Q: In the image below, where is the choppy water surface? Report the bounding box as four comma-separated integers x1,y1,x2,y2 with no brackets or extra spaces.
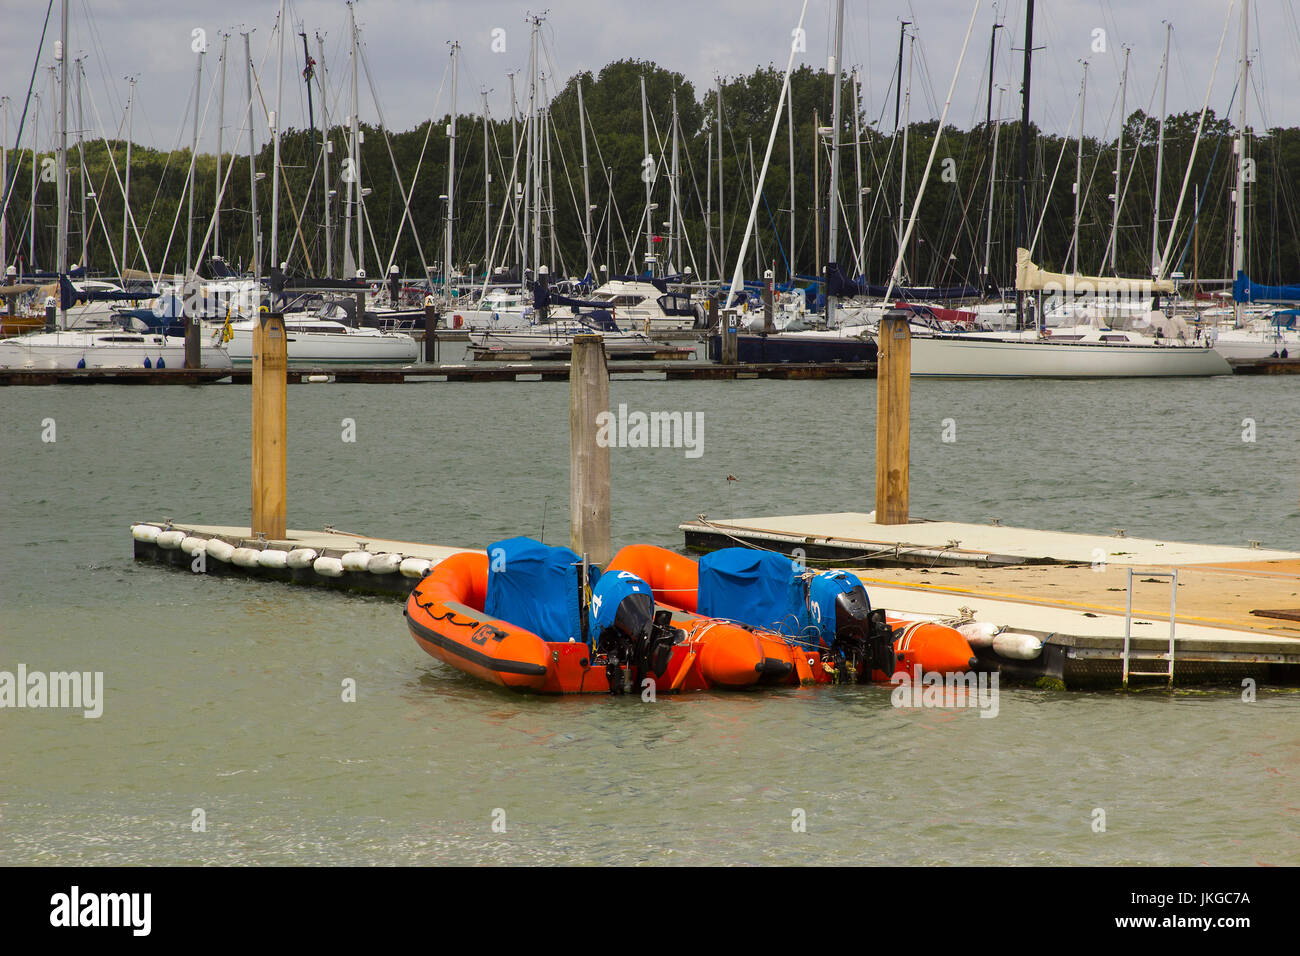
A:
2,374,1298,864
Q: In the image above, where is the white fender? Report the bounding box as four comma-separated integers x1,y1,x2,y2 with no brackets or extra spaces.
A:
132,524,162,543
156,530,186,550
286,548,318,569
957,622,999,649
993,632,1043,660
257,548,290,569
232,547,262,568
368,552,402,575
399,557,433,579
180,536,207,556
205,538,236,563
341,551,372,573
314,556,345,577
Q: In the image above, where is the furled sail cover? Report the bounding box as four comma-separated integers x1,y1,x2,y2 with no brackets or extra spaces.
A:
1015,248,1174,295
697,548,804,633
59,275,146,310
532,284,609,312
1233,271,1300,305
484,537,593,645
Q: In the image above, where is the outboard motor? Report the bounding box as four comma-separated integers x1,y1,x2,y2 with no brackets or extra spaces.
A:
590,571,679,694
809,571,896,683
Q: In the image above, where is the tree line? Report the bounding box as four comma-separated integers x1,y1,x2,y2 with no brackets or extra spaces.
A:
4,58,1298,290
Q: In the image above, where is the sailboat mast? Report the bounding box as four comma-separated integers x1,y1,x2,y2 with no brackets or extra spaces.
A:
1232,0,1248,328
350,8,363,278
1193,183,1199,298
446,40,458,296
1072,61,1086,279
482,90,491,277
507,71,520,275
716,76,724,280
640,75,652,275
813,109,820,277
529,17,541,275
186,49,203,277
670,90,679,274
983,21,1003,287
123,78,133,273
270,0,285,283
896,30,914,273
788,89,796,281
1108,46,1128,274
299,27,317,274
244,30,260,283
983,87,1003,283
545,95,556,270
315,32,331,278
1,96,7,277
826,0,844,328
215,32,227,261
31,88,40,272
1015,0,1035,330
577,77,593,278
853,67,864,279
57,0,68,326
76,57,86,269
1151,21,1170,277
706,130,713,282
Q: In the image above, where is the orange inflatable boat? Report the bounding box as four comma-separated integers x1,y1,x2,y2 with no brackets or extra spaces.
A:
404,544,799,694
606,544,976,684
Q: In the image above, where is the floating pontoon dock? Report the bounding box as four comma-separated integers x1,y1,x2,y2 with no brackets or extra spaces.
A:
2,360,877,386
679,512,1300,687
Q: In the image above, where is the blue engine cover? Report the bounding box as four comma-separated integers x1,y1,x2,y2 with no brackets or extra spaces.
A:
484,536,596,645
806,570,868,646
589,570,653,637
697,548,805,633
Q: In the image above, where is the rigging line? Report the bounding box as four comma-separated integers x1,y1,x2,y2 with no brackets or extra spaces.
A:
883,0,982,302
0,0,55,225
1156,0,1236,281
1028,92,1081,260
357,35,432,278
477,100,528,300
1064,75,1122,273
160,43,265,287
725,0,809,308
580,99,635,275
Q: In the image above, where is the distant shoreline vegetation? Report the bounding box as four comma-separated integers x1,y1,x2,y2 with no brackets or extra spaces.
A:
4,60,1294,288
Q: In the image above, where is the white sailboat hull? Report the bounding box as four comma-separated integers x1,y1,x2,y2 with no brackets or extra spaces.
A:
1210,328,1300,361
908,335,1232,378
222,327,418,365
0,330,233,369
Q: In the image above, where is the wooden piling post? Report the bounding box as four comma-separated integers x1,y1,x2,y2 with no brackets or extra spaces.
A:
184,308,201,368
424,297,438,363
252,309,287,538
570,333,611,566
762,268,774,333
874,313,910,525
720,309,739,365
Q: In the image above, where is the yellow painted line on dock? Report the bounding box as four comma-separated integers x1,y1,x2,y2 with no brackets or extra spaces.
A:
852,573,1292,634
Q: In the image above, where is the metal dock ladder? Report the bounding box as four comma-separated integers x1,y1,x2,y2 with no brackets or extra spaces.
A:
1122,568,1178,687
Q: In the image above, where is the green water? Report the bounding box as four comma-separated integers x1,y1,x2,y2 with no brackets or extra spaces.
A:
2,375,1298,864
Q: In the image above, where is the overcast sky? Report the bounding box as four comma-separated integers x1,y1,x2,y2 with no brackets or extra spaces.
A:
3,1,1296,153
